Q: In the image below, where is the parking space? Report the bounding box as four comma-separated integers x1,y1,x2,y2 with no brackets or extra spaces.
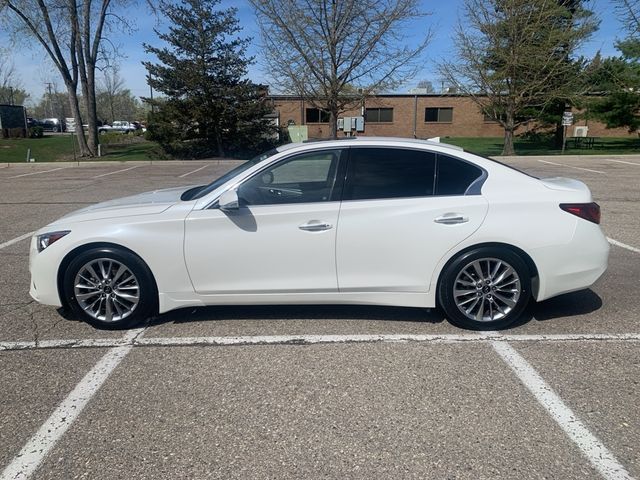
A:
32,344,601,479
1,155,639,479
517,342,640,479
0,349,106,469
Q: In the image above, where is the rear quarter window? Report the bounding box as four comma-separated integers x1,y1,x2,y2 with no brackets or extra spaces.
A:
436,154,484,195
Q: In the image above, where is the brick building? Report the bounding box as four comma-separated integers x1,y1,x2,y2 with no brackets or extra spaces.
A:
269,93,634,140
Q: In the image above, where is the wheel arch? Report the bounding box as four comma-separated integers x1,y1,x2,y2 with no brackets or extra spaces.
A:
56,242,159,312
435,242,540,304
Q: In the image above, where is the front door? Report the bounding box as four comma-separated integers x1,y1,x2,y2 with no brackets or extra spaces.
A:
184,148,345,294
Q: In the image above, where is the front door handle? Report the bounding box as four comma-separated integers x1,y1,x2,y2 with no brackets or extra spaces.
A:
299,220,333,232
434,213,469,225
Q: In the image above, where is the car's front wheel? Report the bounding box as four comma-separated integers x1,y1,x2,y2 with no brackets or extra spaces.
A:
438,247,531,330
63,248,157,329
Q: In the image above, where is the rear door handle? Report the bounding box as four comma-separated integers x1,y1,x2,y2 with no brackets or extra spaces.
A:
434,213,469,225
299,221,333,232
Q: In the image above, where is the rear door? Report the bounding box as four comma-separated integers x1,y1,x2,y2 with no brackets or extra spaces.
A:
336,147,489,293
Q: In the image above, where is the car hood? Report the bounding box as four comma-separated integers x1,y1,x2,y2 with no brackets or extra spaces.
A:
56,185,193,224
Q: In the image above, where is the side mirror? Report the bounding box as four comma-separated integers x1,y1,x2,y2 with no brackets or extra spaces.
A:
218,189,239,211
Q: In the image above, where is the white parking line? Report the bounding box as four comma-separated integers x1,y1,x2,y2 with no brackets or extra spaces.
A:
0,231,35,250
92,165,139,179
2,333,640,351
0,328,145,480
179,165,208,178
8,167,69,179
492,341,633,480
538,160,606,174
608,237,640,254
606,159,640,166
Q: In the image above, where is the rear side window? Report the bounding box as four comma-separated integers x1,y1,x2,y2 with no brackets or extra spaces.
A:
344,148,436,200
436,154,483,195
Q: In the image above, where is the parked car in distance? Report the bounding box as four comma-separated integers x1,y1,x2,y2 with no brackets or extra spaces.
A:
132,121,147,132
27,117,42,128
41,118,64,132
28,137,609,330
98,120,137,134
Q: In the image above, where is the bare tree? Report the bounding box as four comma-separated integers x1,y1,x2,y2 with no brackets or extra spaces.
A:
250,0,430,138
439,0,597,155
98,65,126,123
0,0,135,156
0,50,29,104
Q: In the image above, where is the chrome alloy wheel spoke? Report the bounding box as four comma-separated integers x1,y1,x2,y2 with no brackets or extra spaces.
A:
453,257,521,322
74,258,140,322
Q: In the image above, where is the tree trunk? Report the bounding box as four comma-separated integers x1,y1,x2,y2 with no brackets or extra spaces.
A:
85,67,99,154
215,130,225,158
329,109,338,139
502,127,516,156
65,83,91,157
553,122,564,149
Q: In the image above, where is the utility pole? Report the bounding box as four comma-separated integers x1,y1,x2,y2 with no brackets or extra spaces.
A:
45,82,54,117
147,75,155,114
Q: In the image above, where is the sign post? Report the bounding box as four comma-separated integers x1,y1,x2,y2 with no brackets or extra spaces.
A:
561,112,574,153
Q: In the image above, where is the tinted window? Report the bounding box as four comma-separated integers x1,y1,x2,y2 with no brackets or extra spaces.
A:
365,108,393,122
425,107,453,123
239,149,343,205
424,108,438,122
344,148,436,201
436,154,483,195
306,108,330,123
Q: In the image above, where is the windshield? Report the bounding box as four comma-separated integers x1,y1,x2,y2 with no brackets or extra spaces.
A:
181,148,279,201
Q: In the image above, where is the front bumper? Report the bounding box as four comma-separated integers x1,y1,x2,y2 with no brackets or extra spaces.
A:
28,235,63,308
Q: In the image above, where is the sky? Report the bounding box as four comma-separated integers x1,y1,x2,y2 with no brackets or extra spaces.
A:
0,0,628,106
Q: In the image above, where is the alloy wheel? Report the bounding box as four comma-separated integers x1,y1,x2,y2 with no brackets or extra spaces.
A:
453,257,522,322
73,258,140,322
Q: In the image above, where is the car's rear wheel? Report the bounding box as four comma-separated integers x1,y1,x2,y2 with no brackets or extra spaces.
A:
438,247,531,330
63,248,156,329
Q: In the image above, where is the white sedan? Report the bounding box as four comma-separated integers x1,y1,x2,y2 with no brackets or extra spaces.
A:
29,137,609,330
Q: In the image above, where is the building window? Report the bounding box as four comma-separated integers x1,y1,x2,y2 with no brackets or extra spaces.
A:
425,107,453,123
306,108,330,123
365,108,393,123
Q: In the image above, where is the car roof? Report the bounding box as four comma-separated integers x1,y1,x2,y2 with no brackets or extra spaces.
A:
276,136,464,153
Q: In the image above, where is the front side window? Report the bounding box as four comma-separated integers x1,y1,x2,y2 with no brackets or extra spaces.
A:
425,107,453,123
238,149,344,206
343,148,436,201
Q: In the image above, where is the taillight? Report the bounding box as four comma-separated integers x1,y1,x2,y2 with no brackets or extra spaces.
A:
559,202,601,224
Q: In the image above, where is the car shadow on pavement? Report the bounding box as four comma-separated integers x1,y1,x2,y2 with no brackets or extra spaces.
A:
530,288,603,322
149,304,446,327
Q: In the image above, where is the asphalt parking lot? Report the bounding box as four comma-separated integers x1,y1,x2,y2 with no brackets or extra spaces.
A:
0,155,638,479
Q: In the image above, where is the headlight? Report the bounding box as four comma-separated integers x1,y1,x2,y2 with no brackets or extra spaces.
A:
37,230,71,252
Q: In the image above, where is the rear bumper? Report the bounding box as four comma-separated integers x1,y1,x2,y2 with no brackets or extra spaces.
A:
534,220,609,301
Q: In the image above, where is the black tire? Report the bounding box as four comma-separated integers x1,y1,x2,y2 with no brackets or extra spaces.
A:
63,247,157,329
438,247,531,330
